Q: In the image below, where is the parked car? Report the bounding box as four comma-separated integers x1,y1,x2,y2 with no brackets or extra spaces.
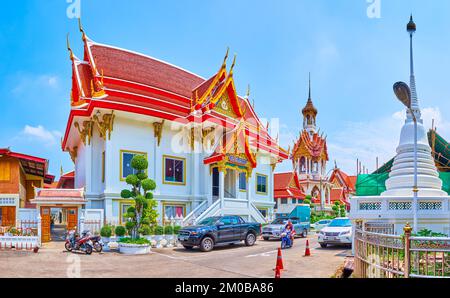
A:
177,216,261,252
311,219,332,231
262,217,309,240
317,217,352,248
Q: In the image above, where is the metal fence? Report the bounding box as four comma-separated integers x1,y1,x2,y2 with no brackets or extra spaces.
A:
354,221,450,278
82,220,102,235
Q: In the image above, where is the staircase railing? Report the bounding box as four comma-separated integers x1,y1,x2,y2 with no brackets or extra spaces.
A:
194,199,221,224
182,201,208,226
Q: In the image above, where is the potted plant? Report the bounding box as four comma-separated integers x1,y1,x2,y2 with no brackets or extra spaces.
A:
100,225,113,251
118,155,158,255
164,225,174,247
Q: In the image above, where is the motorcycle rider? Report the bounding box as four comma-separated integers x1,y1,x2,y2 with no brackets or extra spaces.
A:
285,219,295,243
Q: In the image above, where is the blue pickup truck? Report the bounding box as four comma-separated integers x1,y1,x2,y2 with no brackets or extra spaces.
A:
177,216,262,252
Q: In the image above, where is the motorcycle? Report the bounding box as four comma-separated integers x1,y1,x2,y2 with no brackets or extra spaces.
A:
88,234,104,253
65,229,94,255
281,229,293,249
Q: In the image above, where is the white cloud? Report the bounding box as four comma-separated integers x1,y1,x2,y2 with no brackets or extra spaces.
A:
22,125,62,146
11,74,60,95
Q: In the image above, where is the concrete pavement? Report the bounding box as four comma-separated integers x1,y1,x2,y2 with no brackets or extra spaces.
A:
0,235,351,278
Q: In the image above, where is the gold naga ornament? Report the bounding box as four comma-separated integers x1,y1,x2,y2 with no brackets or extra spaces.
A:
74,120,94,145
152,120,165,146
93,111,115,140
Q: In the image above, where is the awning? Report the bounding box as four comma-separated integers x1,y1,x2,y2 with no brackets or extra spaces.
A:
30,188,86,205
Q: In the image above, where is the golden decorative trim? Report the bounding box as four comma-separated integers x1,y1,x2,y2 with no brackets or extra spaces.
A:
202,127,215,147
153,120,165,146
69,146,78,163
93,111,115,140
74,120,94,145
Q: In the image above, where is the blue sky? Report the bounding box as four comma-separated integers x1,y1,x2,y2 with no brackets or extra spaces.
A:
2,0,450,179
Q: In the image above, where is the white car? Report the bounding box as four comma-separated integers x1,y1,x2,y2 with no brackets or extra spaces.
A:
317,217,352,248
311,219,332,232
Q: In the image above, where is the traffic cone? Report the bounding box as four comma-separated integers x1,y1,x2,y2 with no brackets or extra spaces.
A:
275,248,284,270
304,240,311,256
274,266,281,278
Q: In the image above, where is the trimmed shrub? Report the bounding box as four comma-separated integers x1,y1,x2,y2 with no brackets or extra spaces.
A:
100,225,112,238
115,225,126,237
164,226,174,235
155,226,164,235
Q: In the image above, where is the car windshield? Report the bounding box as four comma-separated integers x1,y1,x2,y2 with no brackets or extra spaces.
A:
271,219,288,225
328,219,352,227
198,217,221,226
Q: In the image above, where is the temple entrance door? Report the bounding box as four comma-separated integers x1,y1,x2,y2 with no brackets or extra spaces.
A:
212,168,219,199
67,208,78,231
41,207,51,243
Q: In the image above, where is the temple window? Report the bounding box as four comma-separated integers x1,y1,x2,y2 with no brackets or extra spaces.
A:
300,157,306,173
120,202,134,224
163,155,186,185
163,203,185,221
292,198,297,204
239,172,247,191
120,150,148,181
258,208,268,218
256,174,268,195
281,198,288,205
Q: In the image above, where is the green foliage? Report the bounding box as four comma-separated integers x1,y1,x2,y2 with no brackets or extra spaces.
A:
120,155,158,240
118,237,151,245
131,155,148,171
155,226,164,235
136,172,148,180
100,225,112,238
115,225,126,237
121,189,132,199
139,225,153,236
303,198,311,205
142,179,157,191
305,195,312,200
414,229,448,238
310,211,335,224
173,226,182,234
126,174,139,186
164,226,174,235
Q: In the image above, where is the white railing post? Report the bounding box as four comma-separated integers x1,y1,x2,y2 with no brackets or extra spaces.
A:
79,215,85,233
37,214,42,247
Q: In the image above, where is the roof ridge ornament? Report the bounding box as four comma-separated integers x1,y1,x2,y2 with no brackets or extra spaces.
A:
229,54,237,75
66,33,74,61
78,18,87,41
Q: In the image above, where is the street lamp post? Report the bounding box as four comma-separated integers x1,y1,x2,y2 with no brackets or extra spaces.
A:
393,81,418,232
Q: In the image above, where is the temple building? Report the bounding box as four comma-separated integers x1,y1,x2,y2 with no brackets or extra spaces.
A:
350,16,450,235
274,76,356,214
52,21,288,229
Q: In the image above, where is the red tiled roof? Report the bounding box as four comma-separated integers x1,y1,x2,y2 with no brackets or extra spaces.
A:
274,172,304,199
0,148,53,182
31,188,86,204
89,44,204,98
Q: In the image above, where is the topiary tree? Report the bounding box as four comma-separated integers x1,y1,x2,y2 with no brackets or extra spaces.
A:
120,155,158,240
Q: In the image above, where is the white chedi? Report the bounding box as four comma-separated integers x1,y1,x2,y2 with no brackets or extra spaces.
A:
382,112,447,197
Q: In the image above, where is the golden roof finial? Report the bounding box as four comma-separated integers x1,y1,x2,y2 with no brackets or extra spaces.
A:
246,84,251,99
78,18,87,41
67,33,74,61
222,47,230,68
60,165,64,177
230,54,237,74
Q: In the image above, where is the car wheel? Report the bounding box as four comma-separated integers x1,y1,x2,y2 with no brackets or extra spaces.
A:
320,243,327,248
245,232,256,246
200,237,214,252
302,229,308,238
183,245,194,250
263,237,270,241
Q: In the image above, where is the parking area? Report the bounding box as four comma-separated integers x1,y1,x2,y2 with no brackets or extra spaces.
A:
0,234,351,278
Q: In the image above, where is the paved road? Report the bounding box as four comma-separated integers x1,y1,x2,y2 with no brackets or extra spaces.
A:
0,234,351,278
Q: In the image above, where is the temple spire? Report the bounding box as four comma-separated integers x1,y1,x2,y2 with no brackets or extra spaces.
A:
407,15,421,120
308,72,311,101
